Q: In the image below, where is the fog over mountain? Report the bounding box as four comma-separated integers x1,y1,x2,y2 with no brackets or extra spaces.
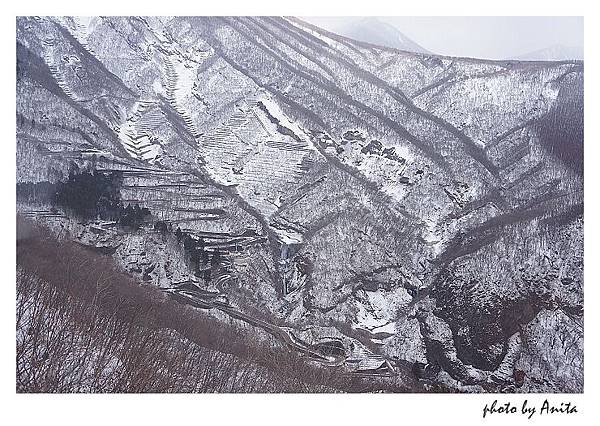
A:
16,16,583,393
303,16,583,61
327,17,430,54
513,44,584,61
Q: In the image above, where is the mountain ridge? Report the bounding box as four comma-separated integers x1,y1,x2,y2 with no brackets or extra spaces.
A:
513,44,583,61
16,16,583,392
327,17,431,54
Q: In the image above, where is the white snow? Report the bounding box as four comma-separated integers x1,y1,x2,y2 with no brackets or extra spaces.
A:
257,94,314,148
117,101,163,163
423,219,443,256
372,322,397,334
152,78,165,96
271,227,304,245
173,60,197,105
283,18,342,51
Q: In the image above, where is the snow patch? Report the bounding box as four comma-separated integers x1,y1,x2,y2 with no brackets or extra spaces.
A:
423,219,443,256
117,100,163,163
272,227,304,245
173,60,198,103
257,94,313,147
372,322,397,334
152,78,165,96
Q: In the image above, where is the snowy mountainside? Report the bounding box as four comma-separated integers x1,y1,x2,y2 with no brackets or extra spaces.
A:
16,16,583,392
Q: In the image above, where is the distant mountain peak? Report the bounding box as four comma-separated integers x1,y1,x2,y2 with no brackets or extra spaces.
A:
332,17,430,54
513,44,583,61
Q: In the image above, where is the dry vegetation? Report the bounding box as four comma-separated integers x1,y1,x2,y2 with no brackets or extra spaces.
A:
16,217,411,393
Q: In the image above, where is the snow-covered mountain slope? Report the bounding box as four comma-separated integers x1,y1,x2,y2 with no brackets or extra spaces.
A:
16,16,583,392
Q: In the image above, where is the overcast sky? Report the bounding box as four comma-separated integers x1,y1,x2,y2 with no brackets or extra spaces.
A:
302,17,583,59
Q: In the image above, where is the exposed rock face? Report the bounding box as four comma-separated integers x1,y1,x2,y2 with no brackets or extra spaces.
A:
16,16,583,392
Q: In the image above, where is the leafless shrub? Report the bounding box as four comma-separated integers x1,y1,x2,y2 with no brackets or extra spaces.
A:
16,217,355,392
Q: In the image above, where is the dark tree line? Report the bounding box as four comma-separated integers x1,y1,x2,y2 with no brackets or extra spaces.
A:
53,167,150,229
